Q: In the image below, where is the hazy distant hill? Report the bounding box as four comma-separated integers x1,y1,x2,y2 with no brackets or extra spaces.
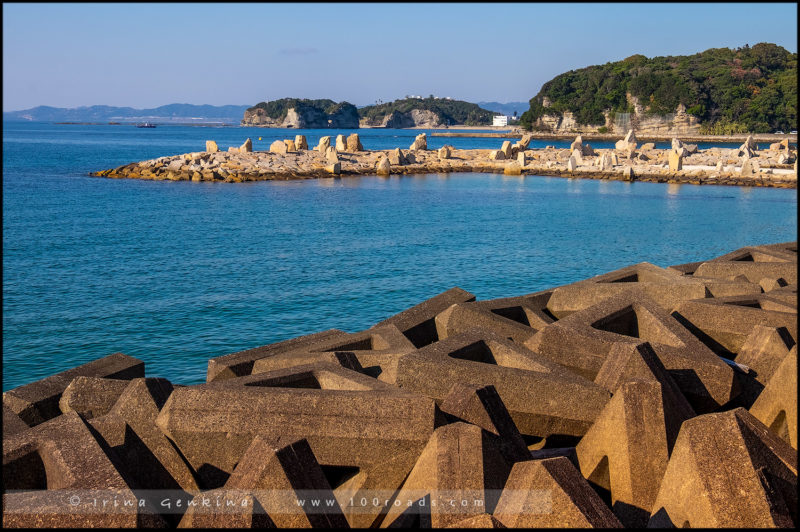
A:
476,101,529,117
3,104,251,124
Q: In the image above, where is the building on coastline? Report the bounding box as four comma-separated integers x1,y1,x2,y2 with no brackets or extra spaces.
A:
493,115,509,127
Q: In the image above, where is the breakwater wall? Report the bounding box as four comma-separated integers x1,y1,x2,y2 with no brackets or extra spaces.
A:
3,240,797,527
433,131,799,143
91,133,798,188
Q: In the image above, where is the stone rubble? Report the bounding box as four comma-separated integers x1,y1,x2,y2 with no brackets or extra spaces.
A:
88,136,798,188
409,133,428,151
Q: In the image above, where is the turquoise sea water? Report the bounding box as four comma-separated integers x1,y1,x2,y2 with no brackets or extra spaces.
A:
2,122,797,390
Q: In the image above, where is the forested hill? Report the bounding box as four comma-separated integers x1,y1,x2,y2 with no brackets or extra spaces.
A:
358,97,497,127
241,99,360,128
520,43,797,134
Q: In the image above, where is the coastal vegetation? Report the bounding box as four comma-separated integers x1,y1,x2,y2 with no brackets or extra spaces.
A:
246,98,357,122
520,43,797,134
358,97,497,126
242,98,360,128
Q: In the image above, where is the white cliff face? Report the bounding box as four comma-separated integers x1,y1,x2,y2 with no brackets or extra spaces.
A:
535,101,701,135
380,111,415,128
409,109,443,128
242,105,358,128
626,93,644,116
362,109,445,128
282,108,303,128
241,108,282,127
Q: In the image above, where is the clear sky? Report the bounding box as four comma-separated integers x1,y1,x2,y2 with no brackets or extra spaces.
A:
3,2,797,111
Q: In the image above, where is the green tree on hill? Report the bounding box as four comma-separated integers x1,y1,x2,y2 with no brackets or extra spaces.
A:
247,98,357,121
519,43,797,133
358,98,496,126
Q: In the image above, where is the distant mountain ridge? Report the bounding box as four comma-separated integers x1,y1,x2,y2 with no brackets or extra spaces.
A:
3,104,251,123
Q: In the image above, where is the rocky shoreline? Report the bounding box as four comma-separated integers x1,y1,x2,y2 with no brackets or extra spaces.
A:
90,132,798,189
433,131,800,143
3,240,797,527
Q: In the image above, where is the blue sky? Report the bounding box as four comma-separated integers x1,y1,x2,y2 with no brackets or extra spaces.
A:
2,2,797,111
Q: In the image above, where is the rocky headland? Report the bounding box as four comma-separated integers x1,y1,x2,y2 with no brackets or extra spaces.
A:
91,132,798,188
241,99,359,128
357,97,497,128
359,109,444,128
3,240,797,527
520,43,797,137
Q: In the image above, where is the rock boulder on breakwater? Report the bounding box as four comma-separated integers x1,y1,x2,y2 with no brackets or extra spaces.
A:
2,241,798,527
89,137,798,188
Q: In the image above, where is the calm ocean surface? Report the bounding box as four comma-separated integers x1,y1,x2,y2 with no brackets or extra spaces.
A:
3,122,797,390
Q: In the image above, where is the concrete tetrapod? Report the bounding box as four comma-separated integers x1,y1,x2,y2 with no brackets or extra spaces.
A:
205,329,350,382
648,407,797,528
526,290,739,413
575,379,694,527
2,352,144,426
749,346,797,449
256,323,418,384
58,376,131,419
545,262,708,318
156,363,436,528
89,377,199,494
493,457,622,528
438,383,531,464
223,436,348,528
371,287,476,348
733,325,796,407
672,294,797,356
177,489,270,528
395,329,611,440
3,411,166,527
693,256,797,284
434,289,556,344
380,422,511,528
3,405,29,437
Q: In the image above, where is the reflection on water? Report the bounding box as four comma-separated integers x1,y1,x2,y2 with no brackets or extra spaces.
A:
566,177,583,194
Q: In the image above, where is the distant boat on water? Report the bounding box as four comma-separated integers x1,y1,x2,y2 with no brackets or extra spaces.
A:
135,122,156,128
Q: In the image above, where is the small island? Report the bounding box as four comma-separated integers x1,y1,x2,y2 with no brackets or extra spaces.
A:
240,96,500,129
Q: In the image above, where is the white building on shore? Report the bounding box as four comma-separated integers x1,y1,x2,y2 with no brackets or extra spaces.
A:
493,115,509,127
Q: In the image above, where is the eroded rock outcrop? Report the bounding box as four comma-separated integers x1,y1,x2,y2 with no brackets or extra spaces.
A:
409,133,427,151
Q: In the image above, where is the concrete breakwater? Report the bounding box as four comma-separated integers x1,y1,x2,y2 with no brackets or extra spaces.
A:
432,131,800,144
90,133,798,188
3,240,797,527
